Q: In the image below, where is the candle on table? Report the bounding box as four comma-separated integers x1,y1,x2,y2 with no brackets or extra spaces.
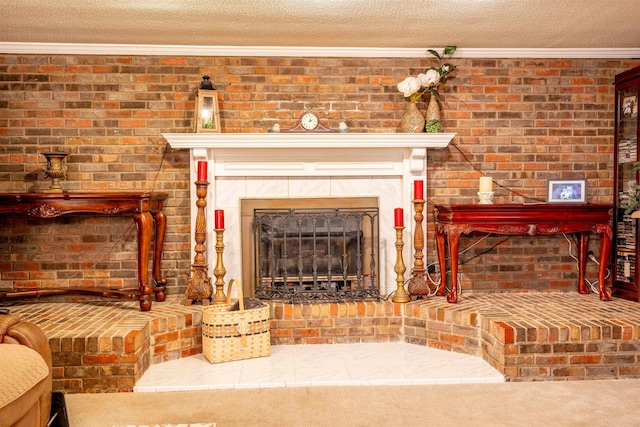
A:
414,180,424,200
214,209,224,229
479,176,493,193
197,161,208,181
394,208,404,227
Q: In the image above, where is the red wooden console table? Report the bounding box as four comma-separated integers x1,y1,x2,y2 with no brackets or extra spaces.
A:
434,204,613,303
0,192,168,311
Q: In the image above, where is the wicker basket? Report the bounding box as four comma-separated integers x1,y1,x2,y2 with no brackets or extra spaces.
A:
202,279,270,364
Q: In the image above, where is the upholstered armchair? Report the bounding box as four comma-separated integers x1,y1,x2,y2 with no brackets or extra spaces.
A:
0,312,53,427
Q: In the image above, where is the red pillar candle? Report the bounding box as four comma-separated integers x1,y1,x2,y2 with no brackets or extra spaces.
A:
414,180,424,200
197,161,208,181
214,209,224,229
394,208,404,227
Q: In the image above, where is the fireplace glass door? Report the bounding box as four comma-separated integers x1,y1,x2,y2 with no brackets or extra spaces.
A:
254,207,379,302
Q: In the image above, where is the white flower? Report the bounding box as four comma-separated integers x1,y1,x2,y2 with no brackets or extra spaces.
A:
418,69,440,88
398,46,457,101
397,76,421,98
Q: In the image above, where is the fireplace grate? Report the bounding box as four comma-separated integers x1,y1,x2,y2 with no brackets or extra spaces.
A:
253,207,379,303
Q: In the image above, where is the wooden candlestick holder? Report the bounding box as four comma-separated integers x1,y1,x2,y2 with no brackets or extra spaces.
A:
407,198,429,299
212,227,227,304
183,180,213,305
392,226,410,303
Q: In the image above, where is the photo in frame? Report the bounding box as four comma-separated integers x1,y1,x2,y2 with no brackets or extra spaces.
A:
547,179,587,203
622,95,637,118
195,89,221,133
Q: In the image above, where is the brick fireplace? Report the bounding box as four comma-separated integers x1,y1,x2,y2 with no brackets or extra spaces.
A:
163,132,454,298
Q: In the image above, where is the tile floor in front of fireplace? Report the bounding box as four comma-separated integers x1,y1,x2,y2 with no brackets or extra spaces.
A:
134,342,504,392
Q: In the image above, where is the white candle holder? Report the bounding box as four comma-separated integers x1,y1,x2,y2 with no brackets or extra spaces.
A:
477,191,494,204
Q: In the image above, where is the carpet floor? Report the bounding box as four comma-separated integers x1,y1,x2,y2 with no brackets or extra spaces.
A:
66,379,640,426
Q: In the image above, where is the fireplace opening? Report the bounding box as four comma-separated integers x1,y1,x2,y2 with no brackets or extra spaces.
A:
240,197,379,302
254,207,379,302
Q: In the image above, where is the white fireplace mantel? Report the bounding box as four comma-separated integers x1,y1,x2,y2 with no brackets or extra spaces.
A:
162,132,454,296
163,132,454,148
163,132,454,176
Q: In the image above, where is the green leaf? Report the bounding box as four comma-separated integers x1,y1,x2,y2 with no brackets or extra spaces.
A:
444,46,457,56
427,49,441,60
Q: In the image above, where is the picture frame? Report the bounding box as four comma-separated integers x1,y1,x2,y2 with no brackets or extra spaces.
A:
622,95,637,118
195,89,221,133
547,179,587,204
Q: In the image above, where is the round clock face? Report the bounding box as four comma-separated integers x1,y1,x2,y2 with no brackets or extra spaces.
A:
300,112,319,130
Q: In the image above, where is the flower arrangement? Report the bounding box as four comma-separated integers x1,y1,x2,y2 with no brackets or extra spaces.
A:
397,46,457,102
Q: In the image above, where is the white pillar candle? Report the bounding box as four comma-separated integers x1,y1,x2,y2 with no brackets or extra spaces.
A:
479,176,493,192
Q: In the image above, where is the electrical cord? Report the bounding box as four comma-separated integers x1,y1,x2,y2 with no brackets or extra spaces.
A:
449,141,546,203
562,233,611,294
422,233,501,297
55,143,170,286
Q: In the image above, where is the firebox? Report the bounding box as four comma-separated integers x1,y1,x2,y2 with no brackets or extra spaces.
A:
241,197,379,302
254,207,379,302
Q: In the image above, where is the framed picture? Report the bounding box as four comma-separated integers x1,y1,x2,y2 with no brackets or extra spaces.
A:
195,89,221,133
622,95,637,118
547,179,587,203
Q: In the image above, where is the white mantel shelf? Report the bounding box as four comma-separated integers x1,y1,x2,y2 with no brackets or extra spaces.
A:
162,132,455,149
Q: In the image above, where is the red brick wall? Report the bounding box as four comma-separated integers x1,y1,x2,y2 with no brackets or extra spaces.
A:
1,54,640,296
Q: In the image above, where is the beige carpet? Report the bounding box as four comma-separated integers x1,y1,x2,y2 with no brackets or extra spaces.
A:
66,380,640,426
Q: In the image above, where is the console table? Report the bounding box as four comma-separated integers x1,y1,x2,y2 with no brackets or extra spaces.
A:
0,192,168,311
434,204,613,303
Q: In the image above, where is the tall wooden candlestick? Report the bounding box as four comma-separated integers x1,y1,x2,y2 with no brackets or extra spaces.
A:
407,198,429,299
183,180,213,305
392,226,410,303
212,227,228,304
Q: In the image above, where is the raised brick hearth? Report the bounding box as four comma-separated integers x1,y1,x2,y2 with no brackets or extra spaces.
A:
3,292,640,392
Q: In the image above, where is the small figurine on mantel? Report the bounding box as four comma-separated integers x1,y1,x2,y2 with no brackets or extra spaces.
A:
338,122,351,133
267,123,280,133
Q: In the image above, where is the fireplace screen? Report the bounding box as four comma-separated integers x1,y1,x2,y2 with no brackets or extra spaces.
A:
253,207,379,302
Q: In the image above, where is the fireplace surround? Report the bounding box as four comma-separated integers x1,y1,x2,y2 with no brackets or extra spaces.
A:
163,132,454,298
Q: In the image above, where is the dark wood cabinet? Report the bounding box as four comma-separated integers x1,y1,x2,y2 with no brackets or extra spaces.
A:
613,66,640,301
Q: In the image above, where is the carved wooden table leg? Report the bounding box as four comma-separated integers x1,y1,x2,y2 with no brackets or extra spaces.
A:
577,232,589,294
152,209,167,302
435,224,447,297
597,224,613,301
134,211,154,311
446,226,463,304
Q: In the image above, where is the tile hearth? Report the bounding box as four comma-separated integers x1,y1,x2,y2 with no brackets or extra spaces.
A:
134,342,504,392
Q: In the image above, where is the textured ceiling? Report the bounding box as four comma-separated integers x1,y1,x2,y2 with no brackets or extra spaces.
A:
2,0,639,49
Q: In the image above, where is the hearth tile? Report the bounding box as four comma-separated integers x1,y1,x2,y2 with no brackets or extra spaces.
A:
134,385,157,392
386,379,413,385
285,381,312,387
239,363,295,384
208,383,238,390
258,382,286,388
347,364,405,381
333,380,364,386
436,378,463,385
155,385,183,392
235,383,260,389
181,384,211,391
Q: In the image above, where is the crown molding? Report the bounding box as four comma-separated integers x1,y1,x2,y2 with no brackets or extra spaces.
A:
1,42,639,58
